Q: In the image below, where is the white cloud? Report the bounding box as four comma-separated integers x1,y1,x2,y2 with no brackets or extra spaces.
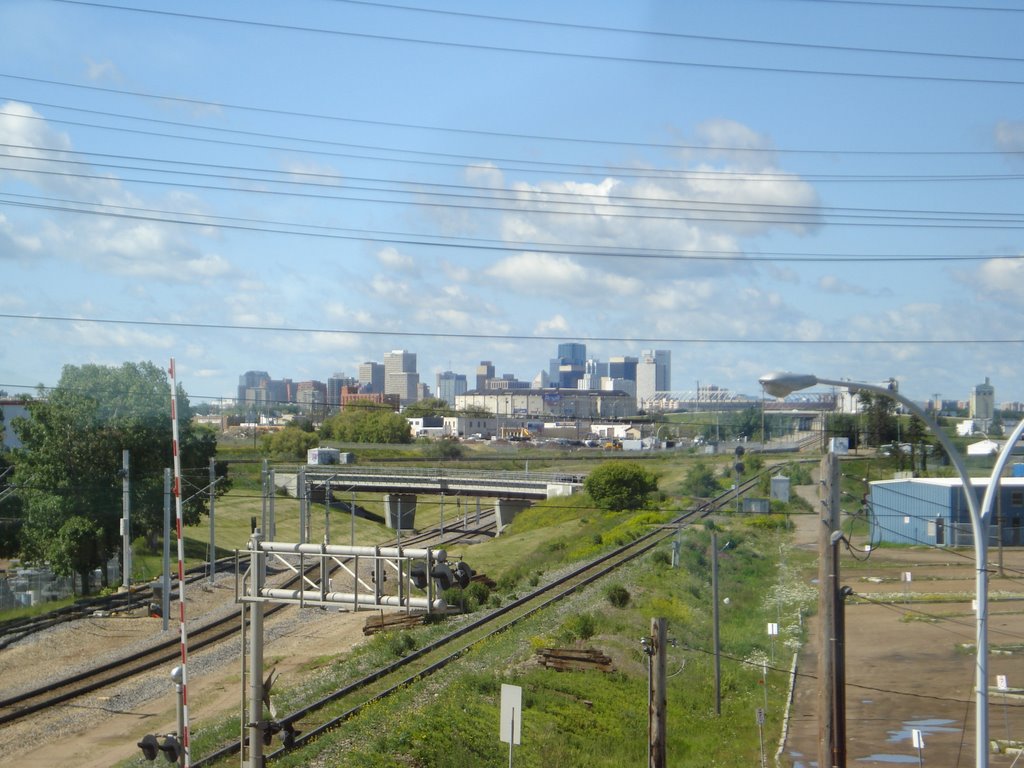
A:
84,58,121,82
534,314,569,335
818,275,870,295
376,246,417,273
486,251,642,298
995,121,1024,152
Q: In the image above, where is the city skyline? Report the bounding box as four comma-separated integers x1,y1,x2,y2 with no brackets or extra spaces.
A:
2,4,1023,406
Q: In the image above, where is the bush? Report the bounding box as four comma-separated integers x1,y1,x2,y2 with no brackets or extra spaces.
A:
584,461,658,511
604,584,631,608
561,611,597,642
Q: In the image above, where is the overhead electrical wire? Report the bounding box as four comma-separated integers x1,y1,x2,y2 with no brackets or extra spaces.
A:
3,312,1024,346
5,190,1022,263
40,1,1024,87
5,165,1024,230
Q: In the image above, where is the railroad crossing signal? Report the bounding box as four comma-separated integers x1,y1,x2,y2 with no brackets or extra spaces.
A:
137,733,182,762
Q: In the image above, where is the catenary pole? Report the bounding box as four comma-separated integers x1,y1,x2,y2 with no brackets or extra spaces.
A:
169,358,191,766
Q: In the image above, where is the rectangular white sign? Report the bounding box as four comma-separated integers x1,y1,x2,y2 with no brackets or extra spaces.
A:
997,675,1009,691
500,684,522,746
767,622,779,637
912,729,924,749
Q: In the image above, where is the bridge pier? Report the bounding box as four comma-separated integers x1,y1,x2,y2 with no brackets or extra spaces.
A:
495,498,531,534
384,493,417,531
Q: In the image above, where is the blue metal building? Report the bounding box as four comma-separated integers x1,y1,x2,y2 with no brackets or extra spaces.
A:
869,477,1024,547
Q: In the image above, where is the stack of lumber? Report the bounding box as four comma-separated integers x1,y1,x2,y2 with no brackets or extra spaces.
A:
362,611,426,635
535,647,614,672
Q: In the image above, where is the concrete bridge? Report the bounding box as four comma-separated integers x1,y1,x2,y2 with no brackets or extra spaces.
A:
275,465,585,533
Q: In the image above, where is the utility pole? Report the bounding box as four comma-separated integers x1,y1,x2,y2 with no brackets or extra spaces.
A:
208,457,216,584
818,451,844,768
247,530,266,768
648,617,668,768
121,449,131,592
711,533,722,716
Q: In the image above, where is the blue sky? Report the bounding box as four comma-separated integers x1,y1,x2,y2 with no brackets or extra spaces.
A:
2,0,1024,407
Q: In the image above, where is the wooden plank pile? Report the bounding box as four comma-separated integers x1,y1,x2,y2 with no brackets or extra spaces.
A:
362,611,426,636
535,647,614,673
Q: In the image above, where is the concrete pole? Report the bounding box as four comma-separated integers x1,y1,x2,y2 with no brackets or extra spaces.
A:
163,468,171,632
298,467,308,545
818,452,842,768
208,457,216,584
711,532,721,716
121,449,131,591
649,617,668,768
247,531,265,767
268,469,276,541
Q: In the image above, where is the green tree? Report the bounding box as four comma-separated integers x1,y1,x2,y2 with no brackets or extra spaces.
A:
681,462,721,498
11,362,226,592
261,427,320,458
320,405,412,443
584,461,658,511
858,391,898,447
402,398,452,418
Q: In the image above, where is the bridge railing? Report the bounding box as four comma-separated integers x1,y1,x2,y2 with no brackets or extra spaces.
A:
295,465,585,486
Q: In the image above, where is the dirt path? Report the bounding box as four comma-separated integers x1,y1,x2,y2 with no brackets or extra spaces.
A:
783,483,1024,767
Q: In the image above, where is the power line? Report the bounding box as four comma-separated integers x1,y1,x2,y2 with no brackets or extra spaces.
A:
5,95,1020,162
4,312,1024,346
6,190,1021,264
40,1,1024,87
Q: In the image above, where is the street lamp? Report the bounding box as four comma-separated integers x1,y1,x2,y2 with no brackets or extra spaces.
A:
758,371,1019,768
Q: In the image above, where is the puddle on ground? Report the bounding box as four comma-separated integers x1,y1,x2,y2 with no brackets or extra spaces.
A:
853,718,958,764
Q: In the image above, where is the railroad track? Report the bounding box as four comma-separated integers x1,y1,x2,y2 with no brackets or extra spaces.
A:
192,488,744,767
0,558,235,650
0,514,497,727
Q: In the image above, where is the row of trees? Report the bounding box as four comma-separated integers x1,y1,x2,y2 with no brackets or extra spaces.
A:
1,362,228,594
260,397,493,457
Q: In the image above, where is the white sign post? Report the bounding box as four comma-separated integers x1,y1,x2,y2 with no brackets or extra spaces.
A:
767,622,779,663
997,674,1011,742
912,728,924,767
500,683,522,768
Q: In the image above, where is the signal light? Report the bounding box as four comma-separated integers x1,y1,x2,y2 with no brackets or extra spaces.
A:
410,560,429,589
453,561,474,589
137,733,182,762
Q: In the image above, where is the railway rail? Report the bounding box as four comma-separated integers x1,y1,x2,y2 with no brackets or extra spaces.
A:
0,513,497,728
193,482,753,766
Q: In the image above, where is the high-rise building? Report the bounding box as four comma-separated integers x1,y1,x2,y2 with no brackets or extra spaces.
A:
327,372,358,407
637,350,670,404
384,350,419,405
971,377,995,421
476,361,495,391
436,371,467,405
357,361,385,393
549,342,586,388
608,356,638,382
237,370,270,405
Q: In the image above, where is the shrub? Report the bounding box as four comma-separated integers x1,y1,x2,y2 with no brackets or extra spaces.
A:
604,584,631,608
561,611,597,642
584,461,658,511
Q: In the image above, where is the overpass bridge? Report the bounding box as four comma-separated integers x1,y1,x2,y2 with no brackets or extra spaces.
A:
275,465,585,534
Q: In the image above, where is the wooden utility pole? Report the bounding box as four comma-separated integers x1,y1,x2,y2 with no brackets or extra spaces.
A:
818,451,844,767
649,617,667,768
711,533,722,716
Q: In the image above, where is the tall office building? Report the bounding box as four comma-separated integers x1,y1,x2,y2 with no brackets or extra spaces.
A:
436,371,468,405
637,350,671,403
384,350,419,405
550,342,587,388
357,361,385,393
476,361,495,391
608,356,638,383
327,372,358,407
